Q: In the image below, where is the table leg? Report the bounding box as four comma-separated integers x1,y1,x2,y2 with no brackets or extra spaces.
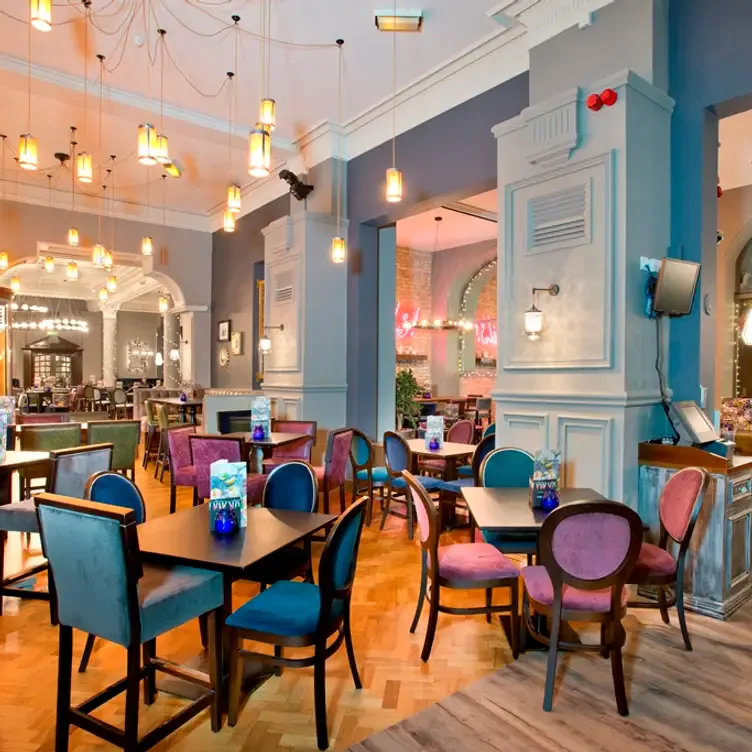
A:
440,457,458,530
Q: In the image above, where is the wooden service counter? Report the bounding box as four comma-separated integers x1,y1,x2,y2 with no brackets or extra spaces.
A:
639,443,752,620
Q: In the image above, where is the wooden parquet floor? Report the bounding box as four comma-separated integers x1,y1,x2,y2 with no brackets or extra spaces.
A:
3,459,751,751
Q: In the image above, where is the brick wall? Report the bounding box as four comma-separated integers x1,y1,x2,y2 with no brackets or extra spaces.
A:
396,246,433,386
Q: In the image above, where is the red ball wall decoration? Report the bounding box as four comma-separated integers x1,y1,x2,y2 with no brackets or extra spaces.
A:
586,93,603,112
601,88,618,107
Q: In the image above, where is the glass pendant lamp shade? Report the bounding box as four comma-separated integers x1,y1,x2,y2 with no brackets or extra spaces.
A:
259,98,276,131
155,351,164,367
92,243,105,267
30,0,52,31
66,261,78,280
10,277,20,294
248,124,271,178
98,287,108,303
18,135,38,171
104,250,113,270
156,133,170,165
524,305,544,341
0,252,8,270
385,167,403,202
158,295,169,313
227,185,242,213
331,236,346,264
106,275,117,293
169,348,180,362
141,236,153,256
137,124,159,165
76,152,93,183
68,227,79,247
223,209,236,233
44,256,54,273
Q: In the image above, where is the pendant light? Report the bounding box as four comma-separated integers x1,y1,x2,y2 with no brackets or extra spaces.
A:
248,124,271,178
67,262,78,280
138,124,158,165
226,65,241,212
155,29,170,165
158,294,169,313
385,0,402,202
67,126,79,246
109,153,117,267
98,286,108,303
104,249,113,271
227,184,241,213
10,277,20,294
94,56,107,267
77,6,93,184
93,242,105,267
0,252,8,271
223,208,236,232
259,0,276,130
19,21,38,171
106,275,117,293
331,40,346,263
142,235,153,256
30,0,52,31
44,256,54,273
0,145,7,268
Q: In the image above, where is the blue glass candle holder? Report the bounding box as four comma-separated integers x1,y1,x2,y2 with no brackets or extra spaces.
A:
252,424,266,441
179,392,187,402
541,488,559,513
429,437,440,451
214,507,237,535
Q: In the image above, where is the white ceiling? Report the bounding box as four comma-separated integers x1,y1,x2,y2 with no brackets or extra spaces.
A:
396,188,497,251
0,0,505,217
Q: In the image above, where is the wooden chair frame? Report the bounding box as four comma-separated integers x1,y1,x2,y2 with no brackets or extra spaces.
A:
627,467,710,650
34,493,222,751
379,431,422,540
404,471,520,662
349,428,380,525
227,498,367,750
523,500,643,715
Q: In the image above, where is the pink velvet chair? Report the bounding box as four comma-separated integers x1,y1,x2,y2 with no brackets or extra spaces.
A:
262,420,317,472
404,470,520,663
418,419,475,476
167,426,198,513
189,435,266,505
522,501,642,715
313,428,354,514
16,413,66,425
628,466,709,650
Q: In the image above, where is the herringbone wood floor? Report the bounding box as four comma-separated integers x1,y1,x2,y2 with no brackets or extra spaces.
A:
0,457,516,751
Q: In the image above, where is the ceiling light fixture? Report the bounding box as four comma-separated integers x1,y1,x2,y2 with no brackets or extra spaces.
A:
0,252,8,271
94,54,106,266
223,208,236,232
385,0,403,202
226,20,242,214
10,277,20,294
155,29,170,165
77,4,94,183
259,1,276,131
374,9,423,32
163,160,182,178
248,123,271,177
142,236,153,256
92,242,105,267
138,123,158,166
68,126,79,246
30,0,52,31
158,294,169,313
331,39,346,264
19,21,38,171
44,256,54,273
98,286,108,303
106,275,117,293
67,261,78,280
109,153,117,266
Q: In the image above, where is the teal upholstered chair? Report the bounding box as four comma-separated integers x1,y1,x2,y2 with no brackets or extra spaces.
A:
350,429,388,525
244,461,319,589
19,423,83,498
77,471,147,673
34,493,224,750
0,444,112,615
482,422,496,440
227,498,367,750
86,420,141,480
479,447,537,562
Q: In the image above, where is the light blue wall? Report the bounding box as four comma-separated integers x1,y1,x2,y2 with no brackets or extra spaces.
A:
669,0,752,405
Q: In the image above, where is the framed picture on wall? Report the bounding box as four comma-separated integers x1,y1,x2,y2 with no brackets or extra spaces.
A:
231,331,243,355
218,320,231,342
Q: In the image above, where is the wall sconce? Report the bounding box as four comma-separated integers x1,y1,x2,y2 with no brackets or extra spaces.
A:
524,284,560,341
259,324,284,354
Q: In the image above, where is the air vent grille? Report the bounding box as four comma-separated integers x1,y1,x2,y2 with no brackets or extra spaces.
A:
530,185,587,248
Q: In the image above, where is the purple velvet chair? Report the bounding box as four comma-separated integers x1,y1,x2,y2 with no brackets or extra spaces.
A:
262,420,317,472
167,426,198,514
189,435,267,505
313,428,354,514
521,500,643,715
418,419,475,476
404,470,520,663
628,466,709,650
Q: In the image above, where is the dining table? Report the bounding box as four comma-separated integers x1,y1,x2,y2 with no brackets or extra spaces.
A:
461,485,604,652
224,431,311,473
138,503,335,704
148,396,204,424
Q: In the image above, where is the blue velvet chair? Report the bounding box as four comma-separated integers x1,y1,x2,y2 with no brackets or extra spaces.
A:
483,422,496,439
479,447,537,561
244,461,319,588
0,444,113,615
226,498,367,750
34,493,225,750
77,471,147,673
349,428,388,525
379,431,443,541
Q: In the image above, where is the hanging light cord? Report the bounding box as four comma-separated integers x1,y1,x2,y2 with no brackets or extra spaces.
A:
259,0,265,100
98,54,105,243
266,0,271,99
336,39,343,235
159,29,166,132
391,0,397,169
111,154,116,250
83,1,89,144
70,130,75,216
27,12,32,133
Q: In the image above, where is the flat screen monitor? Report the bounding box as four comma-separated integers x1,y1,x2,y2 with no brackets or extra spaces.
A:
671,401,719,445
653,258,700,317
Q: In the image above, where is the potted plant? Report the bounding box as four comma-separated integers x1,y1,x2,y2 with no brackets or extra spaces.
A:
395,369,422,436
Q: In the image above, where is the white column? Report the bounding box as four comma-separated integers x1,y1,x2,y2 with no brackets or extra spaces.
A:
162,302,180,387
101,308,118,386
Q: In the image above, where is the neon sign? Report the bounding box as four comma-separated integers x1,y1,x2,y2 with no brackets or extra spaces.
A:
395,302,420,339
475,320,497,347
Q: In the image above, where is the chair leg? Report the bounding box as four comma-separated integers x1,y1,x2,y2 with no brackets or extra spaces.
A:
78,633,97,673
199,614,208,649
227,629,242,728
657,585,671,625
379,483,393,530
124,643,141,750
153,436,162,479
207,610,222,732
485,588,492,624
366,476,374,525
0,532,5,617
142,639,157,705
600,622,610,659
141,428,151,468
508,581,519,660
274,644,283,676
420,582,440,663
322,479,330,515
55,625,73,752
409,553,427,634
407,490,414,541
543,602,562,712
192,488,199,507
313,647,329,751
170,485,177,515
159,451,168,483
339,484,346,514
676,567,692,651
610,620,629,716
344,602,362,689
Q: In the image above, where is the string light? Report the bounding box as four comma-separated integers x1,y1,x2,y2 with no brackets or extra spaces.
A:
457,258,498,375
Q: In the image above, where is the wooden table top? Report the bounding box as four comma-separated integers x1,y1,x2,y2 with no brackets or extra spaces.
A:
224,431,310,448
461,486,603,531
407,439,475,458
138,504,335,576
0,450,50,473
147,397,204,408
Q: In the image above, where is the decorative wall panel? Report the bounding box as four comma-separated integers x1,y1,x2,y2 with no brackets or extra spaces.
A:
556,414,612,496
265,254,301,372
499,411,550,451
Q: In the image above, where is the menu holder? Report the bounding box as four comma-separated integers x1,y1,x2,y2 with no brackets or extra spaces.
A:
250,396,271,439
425,415,444,451
529,449,561,509
210,459,248,527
